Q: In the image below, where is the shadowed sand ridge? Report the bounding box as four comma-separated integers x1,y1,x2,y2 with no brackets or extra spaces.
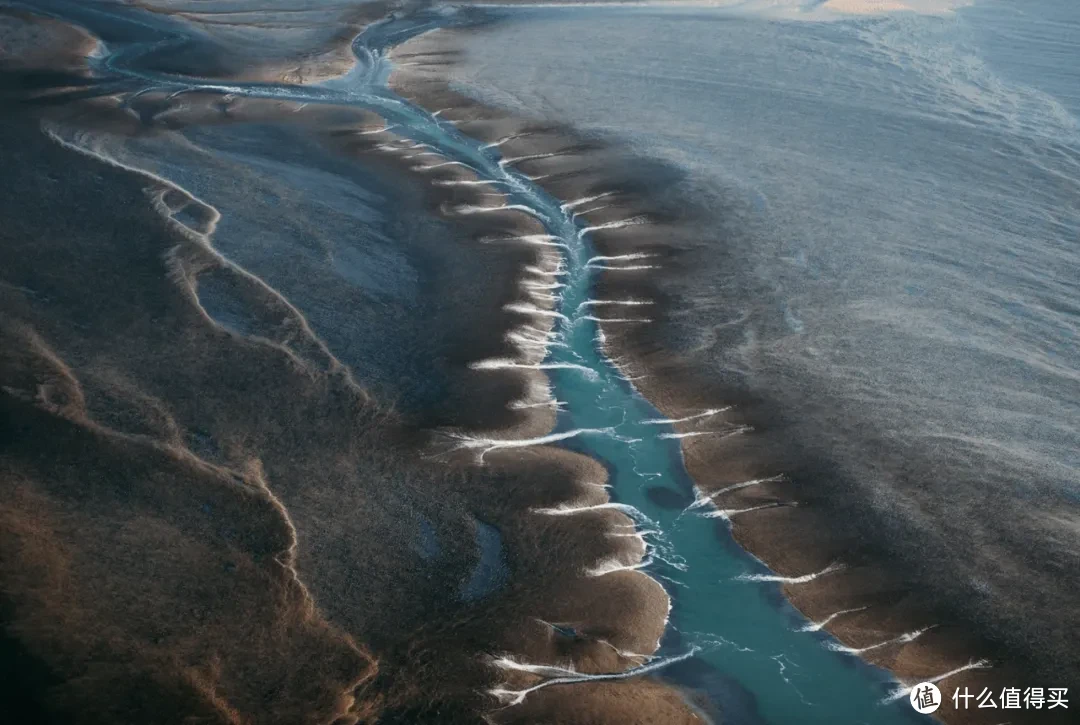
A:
12,2,1075,724
385,15,1079,725
0,5,694,724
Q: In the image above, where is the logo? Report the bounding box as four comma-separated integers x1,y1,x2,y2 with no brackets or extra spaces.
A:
910,682,941,714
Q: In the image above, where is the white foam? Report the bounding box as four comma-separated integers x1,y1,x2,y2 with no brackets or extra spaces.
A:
487,647,699,707
706,502,794,519
524,264,565,277
737,562,844,584
581,315,652,323
509,398,567,411
827,626,932,655
507,331,565,351
882,659,993,704
586,264,658,272
414,160,475,172
469,358,599,379
659,425,752,440
587,254,652,266
586,553,653,577
579,216,649,235
561,192,615,212
642,407,731,425
687,476,786,511
576,204,613,216
354,123,395,136
504,302,569,320
433,178,505,187
797,606,870,633
453,203,544,219
578,298,654,309
480,133,523,150
449,427,614,460
532,501,648,519
491,656,581,678
499,151,566,167
521,281,566,290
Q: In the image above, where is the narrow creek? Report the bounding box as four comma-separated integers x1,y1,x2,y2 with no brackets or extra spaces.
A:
51,2,941,722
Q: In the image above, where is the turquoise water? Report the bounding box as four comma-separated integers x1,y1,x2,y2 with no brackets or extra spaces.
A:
349,11,932,724
46,2,954,721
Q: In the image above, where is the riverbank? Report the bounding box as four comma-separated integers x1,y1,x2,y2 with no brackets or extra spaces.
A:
0,4,698,723
4,2,1076,723
387,13,1077,724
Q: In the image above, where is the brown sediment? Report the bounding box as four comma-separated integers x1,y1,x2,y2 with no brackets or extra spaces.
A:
497,679,705,725
0,10,99,71
0,7,685,724
387,21,1078,725
127,0,394,84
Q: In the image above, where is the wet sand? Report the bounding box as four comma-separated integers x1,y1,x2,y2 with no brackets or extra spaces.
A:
388,20,1078,725
5,2,1075,724
0,5,689,724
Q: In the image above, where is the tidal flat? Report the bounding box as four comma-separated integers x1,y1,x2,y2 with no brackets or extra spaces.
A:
2,2,1078,724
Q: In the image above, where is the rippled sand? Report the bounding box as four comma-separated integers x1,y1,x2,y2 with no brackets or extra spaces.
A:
0,4,688,723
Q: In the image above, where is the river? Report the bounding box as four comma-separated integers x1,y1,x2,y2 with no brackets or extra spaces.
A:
24,1,952,722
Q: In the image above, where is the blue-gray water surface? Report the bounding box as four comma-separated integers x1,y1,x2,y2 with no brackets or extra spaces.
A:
437,0,1080,695
16,1,1078,722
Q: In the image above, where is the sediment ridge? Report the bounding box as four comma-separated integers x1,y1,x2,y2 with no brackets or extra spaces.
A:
387,15,1078,725
4,2,1075,724
0,4,694,724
